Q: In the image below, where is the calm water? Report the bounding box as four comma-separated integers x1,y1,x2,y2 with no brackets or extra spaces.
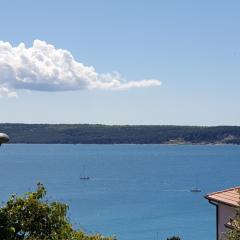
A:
0,144,240,240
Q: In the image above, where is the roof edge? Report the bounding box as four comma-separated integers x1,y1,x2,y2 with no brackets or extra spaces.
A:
205,186,240,208
205,196,239,207
205,186,240,198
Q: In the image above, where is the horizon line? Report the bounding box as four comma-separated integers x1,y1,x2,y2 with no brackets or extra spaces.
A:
0,123,240,127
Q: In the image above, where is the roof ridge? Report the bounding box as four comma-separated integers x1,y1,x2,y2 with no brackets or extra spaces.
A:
205,186,240,207
205,186,240,197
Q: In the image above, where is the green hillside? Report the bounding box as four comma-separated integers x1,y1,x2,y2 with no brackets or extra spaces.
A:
1,124,240,144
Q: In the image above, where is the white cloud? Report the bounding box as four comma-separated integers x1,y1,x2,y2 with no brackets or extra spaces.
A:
0,86,17,98
0,40,161,97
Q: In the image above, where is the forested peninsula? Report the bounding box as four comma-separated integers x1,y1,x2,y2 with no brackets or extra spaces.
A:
1,123,240,144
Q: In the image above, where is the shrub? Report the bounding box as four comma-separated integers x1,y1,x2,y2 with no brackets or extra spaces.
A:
0,183,115,240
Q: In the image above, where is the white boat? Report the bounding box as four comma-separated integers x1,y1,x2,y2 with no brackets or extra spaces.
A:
190,187,202,193
80,166,90,180
190,177,201,192
80,176,90,180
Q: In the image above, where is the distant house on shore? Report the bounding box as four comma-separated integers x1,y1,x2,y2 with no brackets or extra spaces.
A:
205,186,240,240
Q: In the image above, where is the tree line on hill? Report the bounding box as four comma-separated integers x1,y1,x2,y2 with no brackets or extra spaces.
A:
1,123,240,144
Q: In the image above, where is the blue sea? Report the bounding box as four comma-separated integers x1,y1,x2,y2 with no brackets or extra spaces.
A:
0,144,240,240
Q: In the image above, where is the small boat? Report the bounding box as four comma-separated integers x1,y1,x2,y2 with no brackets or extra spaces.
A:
190,187,202,193
190,176,201,192
80,176,90,180
80,166,90,180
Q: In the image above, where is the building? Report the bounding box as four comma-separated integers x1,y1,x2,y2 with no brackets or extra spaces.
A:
205,186,240,240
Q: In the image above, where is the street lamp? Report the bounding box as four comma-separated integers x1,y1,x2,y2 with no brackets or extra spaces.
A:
0,133,10,146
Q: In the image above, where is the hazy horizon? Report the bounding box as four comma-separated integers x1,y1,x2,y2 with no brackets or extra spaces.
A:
1,122,240,127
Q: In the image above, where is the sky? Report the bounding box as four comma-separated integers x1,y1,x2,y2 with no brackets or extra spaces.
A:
0,0,240,125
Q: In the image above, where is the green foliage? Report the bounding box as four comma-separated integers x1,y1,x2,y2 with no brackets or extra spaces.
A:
2,123,240,144
0,183,115,240
227,190,240,240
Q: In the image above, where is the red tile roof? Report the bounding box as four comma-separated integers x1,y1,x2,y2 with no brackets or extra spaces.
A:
205,186,240,207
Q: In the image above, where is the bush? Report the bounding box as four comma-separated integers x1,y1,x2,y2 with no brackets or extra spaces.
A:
227,190,240,240
0,183,115,240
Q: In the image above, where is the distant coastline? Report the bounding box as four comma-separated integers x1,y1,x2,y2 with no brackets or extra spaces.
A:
1,123,240,145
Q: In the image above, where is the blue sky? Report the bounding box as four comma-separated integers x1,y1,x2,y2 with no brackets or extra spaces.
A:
0,0,240,125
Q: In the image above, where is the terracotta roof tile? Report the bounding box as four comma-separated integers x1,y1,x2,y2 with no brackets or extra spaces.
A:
205,186,240,207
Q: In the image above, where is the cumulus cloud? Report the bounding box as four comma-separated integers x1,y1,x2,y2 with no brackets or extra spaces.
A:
0,86,17,98
0,40,161,97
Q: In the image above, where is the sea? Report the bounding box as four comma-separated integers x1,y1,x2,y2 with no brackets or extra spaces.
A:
0,144,240,240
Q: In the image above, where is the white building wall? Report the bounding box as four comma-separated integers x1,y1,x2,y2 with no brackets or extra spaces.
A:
218,203,236,240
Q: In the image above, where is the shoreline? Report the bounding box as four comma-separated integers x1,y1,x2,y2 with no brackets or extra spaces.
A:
5,142,240,146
